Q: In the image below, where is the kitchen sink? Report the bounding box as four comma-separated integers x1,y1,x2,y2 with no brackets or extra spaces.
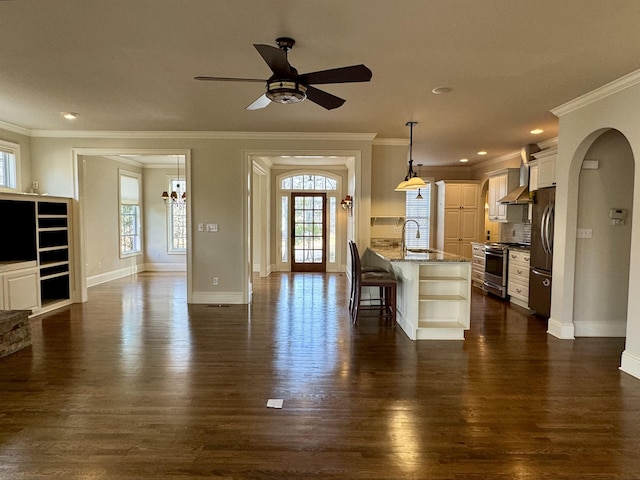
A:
406,248,434,254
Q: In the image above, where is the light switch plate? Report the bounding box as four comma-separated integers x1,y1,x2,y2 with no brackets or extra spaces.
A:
577,228,593,239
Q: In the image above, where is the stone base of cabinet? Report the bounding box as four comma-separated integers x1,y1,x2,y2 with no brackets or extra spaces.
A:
0,310,32,358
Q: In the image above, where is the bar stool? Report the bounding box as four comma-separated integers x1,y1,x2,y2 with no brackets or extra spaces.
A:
348,241,388,313
349,242,397,325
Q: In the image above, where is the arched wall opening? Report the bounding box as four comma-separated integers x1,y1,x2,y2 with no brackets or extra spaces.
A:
572,129,634,337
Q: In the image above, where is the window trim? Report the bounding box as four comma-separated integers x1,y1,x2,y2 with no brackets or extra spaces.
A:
0,140,21,192
405,177,434,249
118,169,142,258
166,175,187,255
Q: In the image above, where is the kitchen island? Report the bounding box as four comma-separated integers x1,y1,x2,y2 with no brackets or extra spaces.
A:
363,247,472,340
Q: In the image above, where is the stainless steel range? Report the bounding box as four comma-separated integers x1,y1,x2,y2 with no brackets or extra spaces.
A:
484,243,508,298
483,242,530,298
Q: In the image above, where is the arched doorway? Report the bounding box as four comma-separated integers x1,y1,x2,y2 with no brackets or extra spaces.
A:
573,129,634,336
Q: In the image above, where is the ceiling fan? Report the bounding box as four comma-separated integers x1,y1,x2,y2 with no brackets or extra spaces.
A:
194,37,372,110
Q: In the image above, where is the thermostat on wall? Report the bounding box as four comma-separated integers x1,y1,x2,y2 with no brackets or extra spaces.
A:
609,208,627,226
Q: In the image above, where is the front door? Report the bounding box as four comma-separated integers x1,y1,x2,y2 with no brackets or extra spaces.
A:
290,192,326,272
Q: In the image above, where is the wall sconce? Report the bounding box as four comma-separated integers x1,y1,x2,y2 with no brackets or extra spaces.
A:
341,195,353,216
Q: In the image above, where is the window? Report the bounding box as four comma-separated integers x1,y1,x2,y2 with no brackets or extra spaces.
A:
168,178,186,253
0,140,19,191
119,171,141,256
405,182,431,249
281,174,337,191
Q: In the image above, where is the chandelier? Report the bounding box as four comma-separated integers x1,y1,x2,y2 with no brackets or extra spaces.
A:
161,157,186,206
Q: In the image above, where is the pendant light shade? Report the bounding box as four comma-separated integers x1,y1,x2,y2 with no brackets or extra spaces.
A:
395,121,426,191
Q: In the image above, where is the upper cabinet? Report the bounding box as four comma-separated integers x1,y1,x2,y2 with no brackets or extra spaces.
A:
487,168,521,222
529,148,557,191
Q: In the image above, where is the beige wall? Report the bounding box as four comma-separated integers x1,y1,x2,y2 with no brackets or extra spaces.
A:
82,156,144,279
573,130,633,336
29,134,373,304
551,77,640,380
142,166,187,269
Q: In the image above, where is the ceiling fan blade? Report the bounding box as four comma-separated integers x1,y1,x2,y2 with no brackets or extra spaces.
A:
246,94,271,110
301,64,372,85
194,76,265,83
305,86,346,110
253,44,292,77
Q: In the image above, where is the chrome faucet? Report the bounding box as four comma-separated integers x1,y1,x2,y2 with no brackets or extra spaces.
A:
401,219,421,255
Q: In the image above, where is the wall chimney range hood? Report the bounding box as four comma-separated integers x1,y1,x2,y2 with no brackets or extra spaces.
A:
499,144,541,204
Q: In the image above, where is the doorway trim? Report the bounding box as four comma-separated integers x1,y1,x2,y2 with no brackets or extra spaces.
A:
243,149,362,287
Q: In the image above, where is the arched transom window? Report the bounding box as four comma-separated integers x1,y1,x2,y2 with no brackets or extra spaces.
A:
281,174,337,191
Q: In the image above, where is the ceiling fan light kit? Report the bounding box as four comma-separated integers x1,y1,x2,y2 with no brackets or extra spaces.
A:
266,80,307,104
195,37,372,110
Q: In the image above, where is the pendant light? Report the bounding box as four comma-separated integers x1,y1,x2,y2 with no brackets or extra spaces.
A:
395,121,426,191
161,157,186,206
415,164,424,199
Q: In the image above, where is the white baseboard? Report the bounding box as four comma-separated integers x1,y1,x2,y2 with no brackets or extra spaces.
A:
620,350,640,380
87,265,142,287
574,321,627,337
143,262,186,272
191,291,246,304
547,316,575,339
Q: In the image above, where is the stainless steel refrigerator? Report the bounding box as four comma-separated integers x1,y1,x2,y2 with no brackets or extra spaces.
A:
529,187,555,317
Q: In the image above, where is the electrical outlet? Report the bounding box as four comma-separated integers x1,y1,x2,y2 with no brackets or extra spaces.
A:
213,277,219,286
32,181,39,190
198,223,204,232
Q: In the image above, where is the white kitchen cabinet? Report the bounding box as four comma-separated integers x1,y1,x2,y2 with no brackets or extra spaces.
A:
471,242,486,288
507,248,530,309
529,161,539,191
2,267,40,312
436,181,479,259
530,148,556,190
487,168,522,222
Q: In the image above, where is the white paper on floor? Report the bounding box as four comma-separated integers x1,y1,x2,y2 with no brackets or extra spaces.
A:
266,398,283,409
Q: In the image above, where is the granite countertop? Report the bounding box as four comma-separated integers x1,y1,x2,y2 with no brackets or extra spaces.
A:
369,246,471,263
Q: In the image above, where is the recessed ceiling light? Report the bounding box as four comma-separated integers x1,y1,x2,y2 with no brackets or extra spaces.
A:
431,86,452,95
530,128,544,135
459,158,469,163
61,112,79,120
477,151,487,156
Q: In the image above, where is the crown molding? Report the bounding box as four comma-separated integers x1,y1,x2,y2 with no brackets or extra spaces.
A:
538,136,559,150
0,120,32,136
372,138,409,146
552,69,640,117
30,129,378,141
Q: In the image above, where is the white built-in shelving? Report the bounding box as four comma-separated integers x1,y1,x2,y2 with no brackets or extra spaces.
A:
415,263,471,339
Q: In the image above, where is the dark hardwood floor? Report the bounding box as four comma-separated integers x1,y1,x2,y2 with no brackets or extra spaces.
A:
1,272,640,479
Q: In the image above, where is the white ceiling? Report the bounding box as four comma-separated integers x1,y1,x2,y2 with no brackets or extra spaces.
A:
2,0,640,166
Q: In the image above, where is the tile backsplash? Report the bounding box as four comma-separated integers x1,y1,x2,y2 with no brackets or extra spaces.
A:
500,222,531,244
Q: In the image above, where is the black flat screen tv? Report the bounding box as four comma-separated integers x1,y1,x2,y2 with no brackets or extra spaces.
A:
0,199,37,263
